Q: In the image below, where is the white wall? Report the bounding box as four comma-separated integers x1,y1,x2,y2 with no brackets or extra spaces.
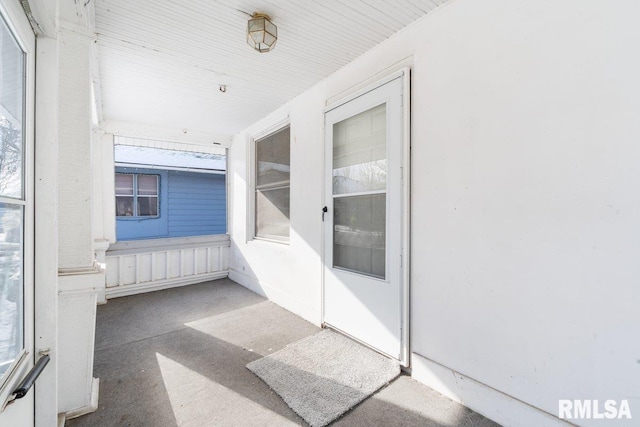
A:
410,1,640,425
229,84,326,324
228,0,640,425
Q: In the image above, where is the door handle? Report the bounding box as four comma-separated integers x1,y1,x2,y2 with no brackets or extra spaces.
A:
11,354,50,400
322,206,328,221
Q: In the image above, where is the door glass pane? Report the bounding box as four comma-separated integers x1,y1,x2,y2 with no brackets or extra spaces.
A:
333,194,385,279
333,104,386,195
0,18,24,199
137,175,158,196
0,203,23,381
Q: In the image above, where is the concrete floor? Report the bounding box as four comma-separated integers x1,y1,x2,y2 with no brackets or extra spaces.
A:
67,279,499,427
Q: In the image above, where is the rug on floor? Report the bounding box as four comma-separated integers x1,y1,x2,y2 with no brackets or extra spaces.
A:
246,329,400,427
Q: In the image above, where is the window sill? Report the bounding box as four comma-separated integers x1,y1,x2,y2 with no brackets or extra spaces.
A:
248,236,290,247
116,216,160,221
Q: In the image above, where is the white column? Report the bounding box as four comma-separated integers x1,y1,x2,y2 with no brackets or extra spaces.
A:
57,22,94,271
92,132,115,304
56,0,102,418
94,132,116,243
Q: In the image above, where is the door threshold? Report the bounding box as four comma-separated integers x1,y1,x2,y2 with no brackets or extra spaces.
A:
322,323,406,367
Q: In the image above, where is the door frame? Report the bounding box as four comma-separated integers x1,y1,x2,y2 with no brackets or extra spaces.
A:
0,0,36,415
321,68,411,366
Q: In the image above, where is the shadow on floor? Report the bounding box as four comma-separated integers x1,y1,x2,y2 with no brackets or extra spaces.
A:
66,279,499,427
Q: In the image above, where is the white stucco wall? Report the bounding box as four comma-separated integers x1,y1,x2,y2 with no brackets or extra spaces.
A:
229,0,640,425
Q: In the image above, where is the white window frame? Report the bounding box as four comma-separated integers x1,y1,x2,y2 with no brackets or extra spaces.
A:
248,118,291,244
115,173,159,218
0,0,35,411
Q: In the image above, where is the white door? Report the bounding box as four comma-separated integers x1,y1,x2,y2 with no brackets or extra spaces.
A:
0,1,36,425
323,72,408,363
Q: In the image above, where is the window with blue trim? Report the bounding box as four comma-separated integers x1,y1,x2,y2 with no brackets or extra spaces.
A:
115,173,159,217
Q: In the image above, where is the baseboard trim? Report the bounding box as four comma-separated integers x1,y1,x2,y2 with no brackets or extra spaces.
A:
411,353,571,427
105,271,229,299
64,377,99,421
229,268,321,325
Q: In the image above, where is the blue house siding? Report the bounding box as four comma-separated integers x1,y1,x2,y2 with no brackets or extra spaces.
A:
167,171,227,237
115,167,226,241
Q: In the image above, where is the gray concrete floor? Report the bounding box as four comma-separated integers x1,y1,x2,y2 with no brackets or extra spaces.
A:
67,279,499,427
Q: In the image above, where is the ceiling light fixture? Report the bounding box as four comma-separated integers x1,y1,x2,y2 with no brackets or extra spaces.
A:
247,13,277,53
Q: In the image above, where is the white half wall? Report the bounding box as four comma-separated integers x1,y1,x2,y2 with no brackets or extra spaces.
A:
105,234,230,298
228,0,640,425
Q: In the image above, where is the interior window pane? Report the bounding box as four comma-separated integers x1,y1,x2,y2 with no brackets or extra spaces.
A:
0,203,23,381
115,174,134,196
333,104,386,195
137,175,158,196
256,127,290,188
333,194,385,279
0,19,24,199
115,196,134,216
137,197,158,216
256,187,290,241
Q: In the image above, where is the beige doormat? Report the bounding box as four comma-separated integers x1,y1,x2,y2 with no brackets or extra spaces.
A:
246,329,400,427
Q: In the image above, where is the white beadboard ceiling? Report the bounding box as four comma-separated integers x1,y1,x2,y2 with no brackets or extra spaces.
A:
95,0,448,140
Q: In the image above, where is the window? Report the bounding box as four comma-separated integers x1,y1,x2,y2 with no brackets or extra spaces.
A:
115,173,159,217
254,126,290,242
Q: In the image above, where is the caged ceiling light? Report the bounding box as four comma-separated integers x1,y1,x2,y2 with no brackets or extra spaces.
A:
247,13,277,53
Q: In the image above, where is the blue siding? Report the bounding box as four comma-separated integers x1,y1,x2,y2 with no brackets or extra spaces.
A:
167,171,227,237
115,167,226,241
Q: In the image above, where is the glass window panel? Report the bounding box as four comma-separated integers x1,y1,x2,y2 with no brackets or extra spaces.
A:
137,175,158,196
255,187,289,241
115,196,134,216
115,174,133,196
0,18,24,199
333,194,385,279
333,104,386,195
0,203,23,381
137,197,158,217
256,127,290,188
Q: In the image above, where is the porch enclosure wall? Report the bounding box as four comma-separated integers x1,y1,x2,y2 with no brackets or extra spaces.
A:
228,1,640,426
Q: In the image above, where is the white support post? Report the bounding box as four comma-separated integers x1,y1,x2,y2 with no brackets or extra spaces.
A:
56,0,102,418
